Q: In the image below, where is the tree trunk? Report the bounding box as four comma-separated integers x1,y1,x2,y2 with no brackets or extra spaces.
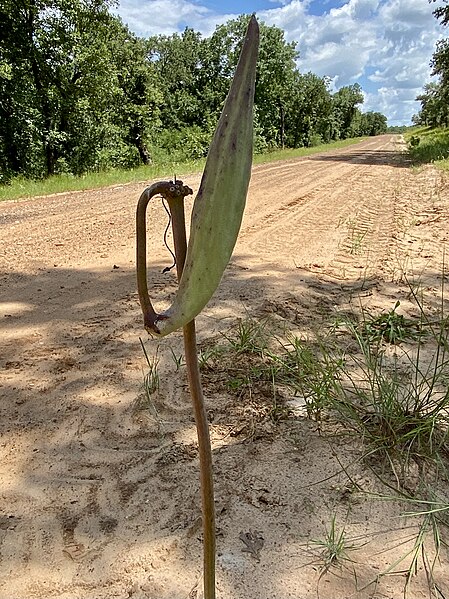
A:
136,139,152,165
279,99,285,149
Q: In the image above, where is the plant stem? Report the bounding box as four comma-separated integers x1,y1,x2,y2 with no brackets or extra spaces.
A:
136,180,216,597
167,194,216,599
183,320,216,598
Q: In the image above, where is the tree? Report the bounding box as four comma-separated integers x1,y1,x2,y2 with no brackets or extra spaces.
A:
286,72,332,147
0,0,162,179
0,0,115,177
430,40,449,127
147,27,204,130
252,19,298,147
147,15,300,151
200,15,299,148
359,111,388,136
432,0,449,27
0,7,386,181
330,84,364,140
415,82,447,127
414,0,449,128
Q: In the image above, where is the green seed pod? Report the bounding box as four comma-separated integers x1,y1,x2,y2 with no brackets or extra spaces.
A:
153,16,259,337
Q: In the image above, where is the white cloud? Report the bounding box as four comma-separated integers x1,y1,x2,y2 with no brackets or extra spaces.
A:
115,0,446,125
113,0,231,37
259,0,444,124
364,86,421,123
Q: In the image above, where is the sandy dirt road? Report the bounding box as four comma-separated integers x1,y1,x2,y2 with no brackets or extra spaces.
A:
1,135,449,598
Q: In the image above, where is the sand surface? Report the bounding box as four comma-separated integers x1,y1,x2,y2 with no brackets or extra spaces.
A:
1,135,448,598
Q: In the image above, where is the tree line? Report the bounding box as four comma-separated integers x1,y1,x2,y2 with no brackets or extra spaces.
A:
0,0,388,183
414,0,449,128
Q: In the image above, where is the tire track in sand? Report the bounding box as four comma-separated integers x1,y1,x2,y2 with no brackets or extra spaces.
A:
237,136,405,280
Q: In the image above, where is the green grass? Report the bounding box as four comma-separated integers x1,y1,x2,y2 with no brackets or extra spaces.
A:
338,316,449,478
0,157,205,202
220,315,271,356
198,282,449,480
405,127,449,171
358,301,423,345
399,497,447,593
205,304,448,594
252,137,367,166
0,137,367,202
135,338,160,413
311,514,354,574
273,334,345,424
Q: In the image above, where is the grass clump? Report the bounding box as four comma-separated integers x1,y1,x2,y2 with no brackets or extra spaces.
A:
221,316,272,356
339,319,449,479
135,338,160,415
335,280,449,480
311,515,354,573
401,496,448,584
198,285,449,485
273,335,345,424
358,301,423,344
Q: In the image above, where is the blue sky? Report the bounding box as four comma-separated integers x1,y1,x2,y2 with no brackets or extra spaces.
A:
113,0,447,126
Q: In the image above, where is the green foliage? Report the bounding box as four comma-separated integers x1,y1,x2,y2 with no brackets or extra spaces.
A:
414,2,449,128
415,83,449,129
330,84,364,140
285,72,333,147
339,315,449,475
275,335,344,422
0,137,365,202
359,301,423,345
308,133,324,147
388,125,413,133
311,515,354,573
0,154,205,201
252,18,298,147
221,316,271,356
155,125,212,161
200,284,449,481
433,0,449,27
358,111,388,136
406,127,449,167
138,338,160,406
0,0,160,179
0,4,387,184
147,27,205,130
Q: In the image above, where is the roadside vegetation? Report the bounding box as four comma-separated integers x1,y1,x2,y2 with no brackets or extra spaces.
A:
411,1,449,172
406,127,449,172
0,1,387,191
0,137,366,202
142,272,449,594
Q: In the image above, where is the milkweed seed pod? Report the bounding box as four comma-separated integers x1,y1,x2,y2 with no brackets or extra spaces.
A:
148,16,259,337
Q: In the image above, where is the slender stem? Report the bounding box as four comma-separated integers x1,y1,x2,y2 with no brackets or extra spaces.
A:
167,195,216,599
136,180,216,597
183,320,216,599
